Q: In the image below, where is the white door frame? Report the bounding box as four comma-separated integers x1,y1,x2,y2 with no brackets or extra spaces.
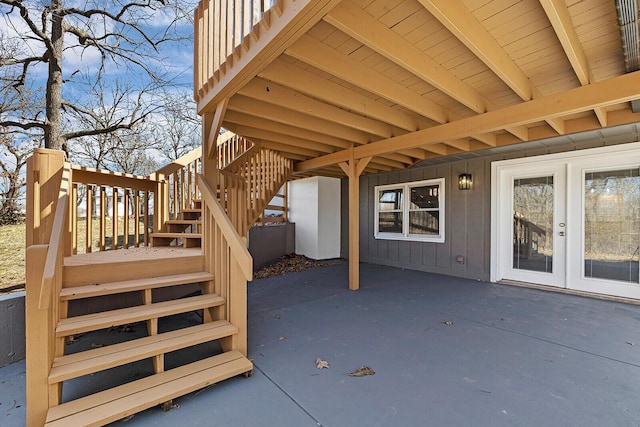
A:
491,142,640,298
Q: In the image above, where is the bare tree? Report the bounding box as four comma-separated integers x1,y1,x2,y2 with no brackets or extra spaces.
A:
0,0,195,151
154,90,201,161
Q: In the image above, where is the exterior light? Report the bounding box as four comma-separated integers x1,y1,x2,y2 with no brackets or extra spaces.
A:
458,173,472,190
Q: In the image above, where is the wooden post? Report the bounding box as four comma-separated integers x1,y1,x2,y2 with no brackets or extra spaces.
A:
25,148,66,426
26,148,66,248
339,149,372,291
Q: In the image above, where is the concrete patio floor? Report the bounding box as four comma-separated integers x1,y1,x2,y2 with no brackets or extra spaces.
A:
2,262,640,426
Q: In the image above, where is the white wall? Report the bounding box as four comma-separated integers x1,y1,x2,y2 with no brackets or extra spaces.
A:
288,176,341,259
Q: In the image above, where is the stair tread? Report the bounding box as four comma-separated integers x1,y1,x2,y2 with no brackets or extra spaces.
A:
50,320,237,384
60,271,214,301
165,219,201,224
56,294,224,337
45,350,252,426
151,232,202,238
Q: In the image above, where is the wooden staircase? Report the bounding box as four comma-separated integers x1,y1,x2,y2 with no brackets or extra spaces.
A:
151,199,203,248
25,133,292,426
39,247,252,426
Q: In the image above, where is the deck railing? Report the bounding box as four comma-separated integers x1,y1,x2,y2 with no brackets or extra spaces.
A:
69,166,156,253
199,173,252,355
194,0,280,97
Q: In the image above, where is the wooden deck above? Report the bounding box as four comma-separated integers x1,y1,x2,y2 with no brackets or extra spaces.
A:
194,0,640,177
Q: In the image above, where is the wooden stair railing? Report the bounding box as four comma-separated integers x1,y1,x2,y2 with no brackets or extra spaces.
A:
224,145,294,230
26,149,254,426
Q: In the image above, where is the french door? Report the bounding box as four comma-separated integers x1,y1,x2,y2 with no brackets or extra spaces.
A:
492,144,640,299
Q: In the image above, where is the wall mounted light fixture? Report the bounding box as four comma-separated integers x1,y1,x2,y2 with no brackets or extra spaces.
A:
458,173,472,190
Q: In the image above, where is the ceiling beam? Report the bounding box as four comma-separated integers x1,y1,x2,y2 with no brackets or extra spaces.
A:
260,58,422,132
539,0,608,126
286,34,449,123
238,77,395,138
324,0,487,114
228,94,374,144
417,0,565,134
223,109,353,149
295,71,640,171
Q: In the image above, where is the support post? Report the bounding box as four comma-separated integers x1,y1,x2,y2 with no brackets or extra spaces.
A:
338,149,371,290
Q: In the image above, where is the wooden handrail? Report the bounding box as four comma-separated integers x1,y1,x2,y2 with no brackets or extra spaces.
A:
154,146,203,177
39,165,71,310
72,166,157,192
198,173,252,281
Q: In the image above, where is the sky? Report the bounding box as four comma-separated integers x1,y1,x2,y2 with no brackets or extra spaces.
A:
0,0,201,204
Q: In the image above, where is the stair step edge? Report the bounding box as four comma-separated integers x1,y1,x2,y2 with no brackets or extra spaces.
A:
50,320,238,384
60,271,214,301
56,294,224,337
45,350,252,426
151,233,202,238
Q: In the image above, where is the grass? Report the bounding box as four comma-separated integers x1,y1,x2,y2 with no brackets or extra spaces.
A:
0,217,151,294
0,223,26,293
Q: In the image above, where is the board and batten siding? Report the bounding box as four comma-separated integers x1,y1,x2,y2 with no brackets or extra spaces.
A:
342,157,492,281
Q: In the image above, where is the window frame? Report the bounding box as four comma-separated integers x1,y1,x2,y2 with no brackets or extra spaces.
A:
374,178,445,243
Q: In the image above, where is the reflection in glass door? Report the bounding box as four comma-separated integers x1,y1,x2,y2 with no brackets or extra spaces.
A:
513,176,554,273
584,169,640,283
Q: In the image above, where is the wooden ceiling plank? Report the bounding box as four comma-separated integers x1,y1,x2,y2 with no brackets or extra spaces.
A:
325,0,487,114
260,58,420,132
286,34,450,123
223,122,338,153
417,0,565,134
417,0,533,101
539,0,590,86
228,94,373,144
238,77,395,138
223,109,353,150
539,0,610,127
295,71,640,171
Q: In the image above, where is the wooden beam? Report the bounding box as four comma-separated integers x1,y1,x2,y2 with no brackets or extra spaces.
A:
238,77,395,138
286,34,449,123
223,109,353,149
206,99,228,159
294,71,640,172
539,0,608,126
325,0,487,114
228,94,373,144
418,0,565,133
197,0,343,112
260,58,421,131
340,148,368,291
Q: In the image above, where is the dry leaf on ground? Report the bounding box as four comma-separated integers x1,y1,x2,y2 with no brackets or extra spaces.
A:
316,358,329,369
254,254,341,279
349,366,376,377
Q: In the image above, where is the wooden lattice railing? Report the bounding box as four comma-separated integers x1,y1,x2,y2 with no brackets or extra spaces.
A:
225,145,294,228
69,166,157,253
194,0,281,99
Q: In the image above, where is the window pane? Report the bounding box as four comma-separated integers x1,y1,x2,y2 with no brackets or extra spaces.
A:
513,176,554,273
378,188,403,211
378,212,403,233
584,168,640,283
410,185,439,209
409,211,439,235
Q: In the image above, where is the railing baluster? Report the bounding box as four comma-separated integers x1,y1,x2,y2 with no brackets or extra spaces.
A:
100,186,106,251
112,187,118,250
86,185,93,253
72,183,78,255
124,188,130,249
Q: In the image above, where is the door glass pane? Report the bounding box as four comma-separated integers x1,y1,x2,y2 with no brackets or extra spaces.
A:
584,169,640,283
513,176,554,273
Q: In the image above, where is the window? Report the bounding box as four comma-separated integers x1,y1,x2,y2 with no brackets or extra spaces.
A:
374,179,445,242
